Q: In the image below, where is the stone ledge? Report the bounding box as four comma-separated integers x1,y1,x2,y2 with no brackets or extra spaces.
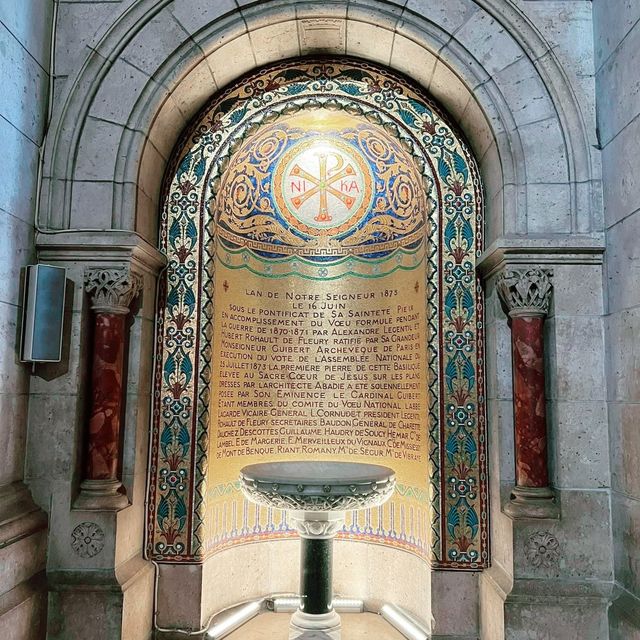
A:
0,482,48,550
0,571,47,618
478,233,606,279
481,562,615,605
609,586,640,629
480,564,513,601
0,571,47,638
507,577,615,604
36,229,167,276
48,554,154,593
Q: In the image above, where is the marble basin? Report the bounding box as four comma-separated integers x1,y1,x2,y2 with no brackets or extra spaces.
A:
239,461,396,512
239,461,396,640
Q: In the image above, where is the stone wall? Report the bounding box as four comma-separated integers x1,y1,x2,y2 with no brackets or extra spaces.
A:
0,0,627,638
594,2,640,637
0,0,52,636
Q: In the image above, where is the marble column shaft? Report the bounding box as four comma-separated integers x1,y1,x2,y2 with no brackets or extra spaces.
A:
79,267,142,508
511,314,548,488
496,268,557,518
87,311,126,481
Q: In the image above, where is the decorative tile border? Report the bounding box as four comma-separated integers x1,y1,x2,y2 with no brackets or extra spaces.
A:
147,58,487,569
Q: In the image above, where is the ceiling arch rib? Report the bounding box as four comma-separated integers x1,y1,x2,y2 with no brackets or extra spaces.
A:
40,0,597,242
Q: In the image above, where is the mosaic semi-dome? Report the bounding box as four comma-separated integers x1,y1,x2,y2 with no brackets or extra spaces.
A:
154,59,486,570
214,110,431,261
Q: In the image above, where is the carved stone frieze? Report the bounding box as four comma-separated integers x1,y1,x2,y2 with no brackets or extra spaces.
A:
496,267,553,317
239,479,395,513
84,267,143,314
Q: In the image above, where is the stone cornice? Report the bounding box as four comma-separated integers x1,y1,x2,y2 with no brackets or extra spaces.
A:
477,234,605,280
0,482,48,550
36,229,167,276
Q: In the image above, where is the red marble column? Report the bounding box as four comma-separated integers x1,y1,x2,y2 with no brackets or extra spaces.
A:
86,312,126,481
78,268,142,510
497,268,558,519
511,314,548,489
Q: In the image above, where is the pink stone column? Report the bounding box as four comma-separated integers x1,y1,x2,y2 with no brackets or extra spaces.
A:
77,268,142,510
496,268,558,519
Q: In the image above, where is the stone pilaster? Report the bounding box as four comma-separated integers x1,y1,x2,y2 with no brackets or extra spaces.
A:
33,230,165,640
496,267,558,519
477,237,612,640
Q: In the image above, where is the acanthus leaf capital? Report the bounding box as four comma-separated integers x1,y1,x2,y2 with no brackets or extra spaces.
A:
496,267,553,317
84,267,142,314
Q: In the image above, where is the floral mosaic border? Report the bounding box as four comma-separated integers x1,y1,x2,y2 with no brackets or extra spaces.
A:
147,58,488,569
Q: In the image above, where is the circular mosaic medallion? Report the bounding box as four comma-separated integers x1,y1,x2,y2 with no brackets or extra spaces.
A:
274,138,373,237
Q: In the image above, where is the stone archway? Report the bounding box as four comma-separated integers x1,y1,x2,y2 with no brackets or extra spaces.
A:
148,56,486,632
40,0,598,241
33,2,606,639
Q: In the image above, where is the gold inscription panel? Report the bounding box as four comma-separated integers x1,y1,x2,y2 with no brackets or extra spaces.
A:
207,250,431,554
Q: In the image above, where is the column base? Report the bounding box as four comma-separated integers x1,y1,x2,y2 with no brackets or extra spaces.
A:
290,609,341,640
504,486,559,520
75,479,129,510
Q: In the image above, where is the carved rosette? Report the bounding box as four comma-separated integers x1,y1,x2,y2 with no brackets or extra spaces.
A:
71,521,105,558
496,268,553,318
525,531,560,568
84,267,143,314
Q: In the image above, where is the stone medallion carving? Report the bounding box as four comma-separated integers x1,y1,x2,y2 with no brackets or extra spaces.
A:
71,522,105,558
525,531,560,568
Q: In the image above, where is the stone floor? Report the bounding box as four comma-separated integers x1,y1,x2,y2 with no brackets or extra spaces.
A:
225,612,405,639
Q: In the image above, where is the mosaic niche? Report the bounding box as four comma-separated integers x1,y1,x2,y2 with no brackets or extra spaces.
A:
147,59,488,569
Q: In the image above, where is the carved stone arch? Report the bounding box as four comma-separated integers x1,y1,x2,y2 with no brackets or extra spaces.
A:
39,0,599,242
33,1,606,636
149,56,487,631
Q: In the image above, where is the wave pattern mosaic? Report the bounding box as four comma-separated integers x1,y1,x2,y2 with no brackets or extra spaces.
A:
147,59,488,569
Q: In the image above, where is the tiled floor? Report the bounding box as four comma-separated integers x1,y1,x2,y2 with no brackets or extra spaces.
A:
225,612,405,639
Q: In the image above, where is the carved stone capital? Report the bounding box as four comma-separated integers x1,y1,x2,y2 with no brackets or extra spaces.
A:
496,267,553,317
84,267,142,314
291,513,345,540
